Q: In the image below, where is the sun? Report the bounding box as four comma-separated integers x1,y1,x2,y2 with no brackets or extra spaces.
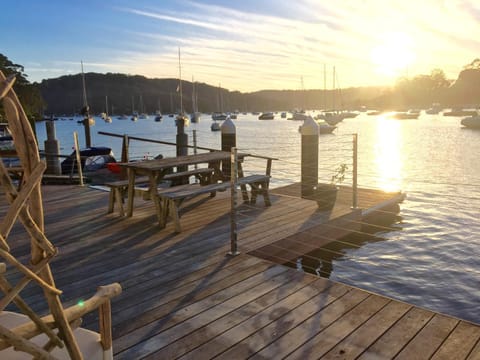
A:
370,32,415,78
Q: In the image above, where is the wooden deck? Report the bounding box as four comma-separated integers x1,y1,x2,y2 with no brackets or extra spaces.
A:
2,184,480,359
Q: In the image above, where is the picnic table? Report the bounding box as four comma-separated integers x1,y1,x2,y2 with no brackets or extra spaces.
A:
118,151,274,231
119,151,240,219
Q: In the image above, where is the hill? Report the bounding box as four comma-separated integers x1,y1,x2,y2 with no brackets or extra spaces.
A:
37,64,480,116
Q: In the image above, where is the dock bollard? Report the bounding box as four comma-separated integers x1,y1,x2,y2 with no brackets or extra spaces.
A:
300,115,319,199
221,116,236,180
176,115,188,180
44,120,61,175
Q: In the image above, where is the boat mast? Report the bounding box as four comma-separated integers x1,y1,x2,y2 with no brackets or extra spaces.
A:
192,76,196,113
178,47,183,115
323,64,327,111
80,61,91,147
332,66,336,112
81,61,88,108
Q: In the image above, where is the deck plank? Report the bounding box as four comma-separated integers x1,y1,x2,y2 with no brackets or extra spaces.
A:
394,314,459,360
431,321,480,360
178,280,350,360
321,300,412,359
235,288,370,360
282,295,390,359
357,307,435,359
147,271,321,359
115,264,291,359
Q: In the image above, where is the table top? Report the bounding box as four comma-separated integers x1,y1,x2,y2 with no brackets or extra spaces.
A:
118,151,239,172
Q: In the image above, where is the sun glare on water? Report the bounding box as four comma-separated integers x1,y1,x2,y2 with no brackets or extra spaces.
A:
370,32,415,78
374,118,403,192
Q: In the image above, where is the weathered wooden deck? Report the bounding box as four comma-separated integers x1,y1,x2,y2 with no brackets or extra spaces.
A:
2,184,480,359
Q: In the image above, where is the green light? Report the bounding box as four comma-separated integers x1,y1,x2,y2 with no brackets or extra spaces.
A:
77,300,85,307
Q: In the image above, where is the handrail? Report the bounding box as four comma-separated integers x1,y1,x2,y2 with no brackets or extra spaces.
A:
97,131,218,152
243,153,278,161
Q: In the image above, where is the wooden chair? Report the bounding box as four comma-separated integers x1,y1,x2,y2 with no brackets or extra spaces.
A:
0,70,121,359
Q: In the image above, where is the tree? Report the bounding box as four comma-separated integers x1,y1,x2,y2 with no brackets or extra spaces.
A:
464,58,480,70
0,53,45,120
0,54,29,85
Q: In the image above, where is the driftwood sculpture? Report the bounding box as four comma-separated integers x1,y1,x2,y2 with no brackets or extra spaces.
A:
0,70,121,359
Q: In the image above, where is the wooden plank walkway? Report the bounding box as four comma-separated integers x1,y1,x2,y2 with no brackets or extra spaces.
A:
1,184,479,359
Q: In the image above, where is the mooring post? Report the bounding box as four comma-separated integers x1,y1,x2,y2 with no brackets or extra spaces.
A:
352,133,358,209
81,105,92,148
176,116,188,178
120,134,129,180
221,116,236,180
300,115,319,199
228,146,240,256
44,120,61,175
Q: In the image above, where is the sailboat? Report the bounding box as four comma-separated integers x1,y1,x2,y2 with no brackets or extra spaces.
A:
131,96,138,121
80,61,95,127
176,48,189,127
316,66,345,126
190,78,200,123
211,83,224,131
139,95,149,119
154,98,162,122
103,96,112,123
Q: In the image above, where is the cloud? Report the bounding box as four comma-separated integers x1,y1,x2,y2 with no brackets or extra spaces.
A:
16,0,480,91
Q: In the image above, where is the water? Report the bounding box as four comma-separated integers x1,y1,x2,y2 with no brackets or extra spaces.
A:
35,112,480,324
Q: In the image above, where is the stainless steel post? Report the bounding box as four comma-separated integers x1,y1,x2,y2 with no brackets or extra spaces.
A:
352,133,358,209
228,147,240,256
193,129,198,171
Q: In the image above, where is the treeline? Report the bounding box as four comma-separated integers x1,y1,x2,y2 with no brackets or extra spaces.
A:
2,53,480,120
37,62,480,116
0,54,45,120
38,72,392,116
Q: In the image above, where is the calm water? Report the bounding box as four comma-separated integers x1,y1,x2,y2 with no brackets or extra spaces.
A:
35,112,480,324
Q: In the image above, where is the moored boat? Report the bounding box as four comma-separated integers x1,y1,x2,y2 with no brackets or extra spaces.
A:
61,146,116,174
461,115,480,129
389,111,419,120
443,109,478,117
316,112,345,125
258,112,274,120
318,122,337,134
288,112,308,121
212,112,227,121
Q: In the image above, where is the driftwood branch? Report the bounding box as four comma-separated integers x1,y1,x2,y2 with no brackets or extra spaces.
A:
0,283,122,351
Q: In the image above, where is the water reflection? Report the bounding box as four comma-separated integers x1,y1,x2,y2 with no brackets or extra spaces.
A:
297,213,403,278
374,118,403,191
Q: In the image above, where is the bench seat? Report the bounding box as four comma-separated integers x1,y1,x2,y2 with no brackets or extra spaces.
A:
105,168,215,215
159,174,271,232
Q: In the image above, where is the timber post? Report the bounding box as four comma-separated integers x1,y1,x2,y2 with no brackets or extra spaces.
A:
120,134,129,180
300,115,319,198
176,116,188,180
81,106,92,148
44,121,61,175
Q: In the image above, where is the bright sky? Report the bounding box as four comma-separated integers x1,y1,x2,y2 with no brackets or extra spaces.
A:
3,0,480,92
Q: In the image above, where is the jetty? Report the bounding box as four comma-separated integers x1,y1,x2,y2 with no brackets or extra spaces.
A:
2,71,479,359
3,183,479,359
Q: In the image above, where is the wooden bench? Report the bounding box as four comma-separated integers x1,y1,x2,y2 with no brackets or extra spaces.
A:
159,174,271,232
238,174,271,206
105,168,214,215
